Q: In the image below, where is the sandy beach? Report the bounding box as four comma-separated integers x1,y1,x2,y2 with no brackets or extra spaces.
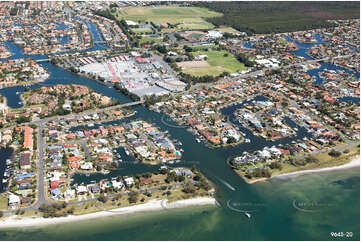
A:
0,197,216,228
272,155,360,180
242,156,360,184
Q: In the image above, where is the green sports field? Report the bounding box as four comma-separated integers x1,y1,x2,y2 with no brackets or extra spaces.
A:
183,31,207,40
131,27,153,34
183,50,247,77
116,5,222,31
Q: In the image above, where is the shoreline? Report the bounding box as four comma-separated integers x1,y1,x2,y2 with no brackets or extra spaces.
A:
271,155,360,180
243,155,360,184
0,197,216,228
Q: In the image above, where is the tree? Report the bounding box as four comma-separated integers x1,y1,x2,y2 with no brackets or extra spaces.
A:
67,207,75,214
143,172,152,178
98,194,108,203
269,161,283,170
328,149,341,157
183,45,192,52
128,191,139,204
182,184,196,193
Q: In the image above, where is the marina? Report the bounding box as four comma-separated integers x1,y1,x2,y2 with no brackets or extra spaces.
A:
0,7,359,241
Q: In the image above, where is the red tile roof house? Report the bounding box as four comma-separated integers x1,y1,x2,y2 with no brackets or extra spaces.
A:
139,178,153,185
50,181,59,189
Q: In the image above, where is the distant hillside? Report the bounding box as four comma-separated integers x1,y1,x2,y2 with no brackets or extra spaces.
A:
192,1,360,34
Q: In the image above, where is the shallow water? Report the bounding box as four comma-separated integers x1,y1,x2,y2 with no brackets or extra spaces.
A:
0,168,358,241
0,21,359,241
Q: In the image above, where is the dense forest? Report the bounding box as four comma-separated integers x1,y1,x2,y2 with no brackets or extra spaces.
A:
191,1,360,34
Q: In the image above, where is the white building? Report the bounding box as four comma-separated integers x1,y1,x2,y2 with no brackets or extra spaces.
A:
64,189,76,200
207,31,223,39
124,177,134,187
8,194,20,208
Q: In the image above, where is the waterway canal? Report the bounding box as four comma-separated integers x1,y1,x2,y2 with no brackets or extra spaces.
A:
0,23,359,241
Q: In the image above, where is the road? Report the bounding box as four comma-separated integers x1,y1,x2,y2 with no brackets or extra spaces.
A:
292,141,360,161
192,55,353,90
1,101,144,215
35,122,51,208
31,100,144,126
0,100,144,133
0,51,354,215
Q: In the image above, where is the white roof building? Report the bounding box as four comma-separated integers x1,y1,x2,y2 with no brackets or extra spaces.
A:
64,189,76,200
124,177,134,187
125,20,138,26
76,185,88,194
207,31,223,39
112,179,123,190
80,162,93,170
259,150,271,159
8,194,20,206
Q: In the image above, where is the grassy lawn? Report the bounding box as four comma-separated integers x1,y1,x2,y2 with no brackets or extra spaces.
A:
139,37,162,44
190,45,216,51
183,50,247,77
66,187,210,216
271,146,360,177
131,27,153,34
177,22,214,31
116,5,221,30
0,194,8,210
234,144,360,182
121,6,221,18
214,27,240,34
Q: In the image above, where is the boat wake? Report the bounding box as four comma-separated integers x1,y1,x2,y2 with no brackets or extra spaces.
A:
216,177,236,191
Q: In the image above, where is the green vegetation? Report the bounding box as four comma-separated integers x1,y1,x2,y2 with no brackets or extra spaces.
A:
183,50,247,77
115,5,221,31
214,27,240,34
279,145,358,177
0,194,8,210
131,27,153,34
235,144,360,182
193,2,360,34
39,203,68,218
139,36,162,45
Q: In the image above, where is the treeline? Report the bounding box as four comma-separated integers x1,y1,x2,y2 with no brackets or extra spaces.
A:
191,1,359,34
114,83,140,101
236,53,255,67
179,72,229,84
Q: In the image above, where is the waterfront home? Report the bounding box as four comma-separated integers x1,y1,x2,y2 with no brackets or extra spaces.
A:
139,178,153,185
51,188,62,200
18,179,32,190
76,185,88,195
8,193,20,208
172,168,193,177
19,152,31,170
124,177,135,187
88,185,100,194
112,179,123,190
21,197,32,206
64,189,76,200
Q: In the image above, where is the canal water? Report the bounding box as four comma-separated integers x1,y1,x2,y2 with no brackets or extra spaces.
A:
0,148,13,192
0,24,359,241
